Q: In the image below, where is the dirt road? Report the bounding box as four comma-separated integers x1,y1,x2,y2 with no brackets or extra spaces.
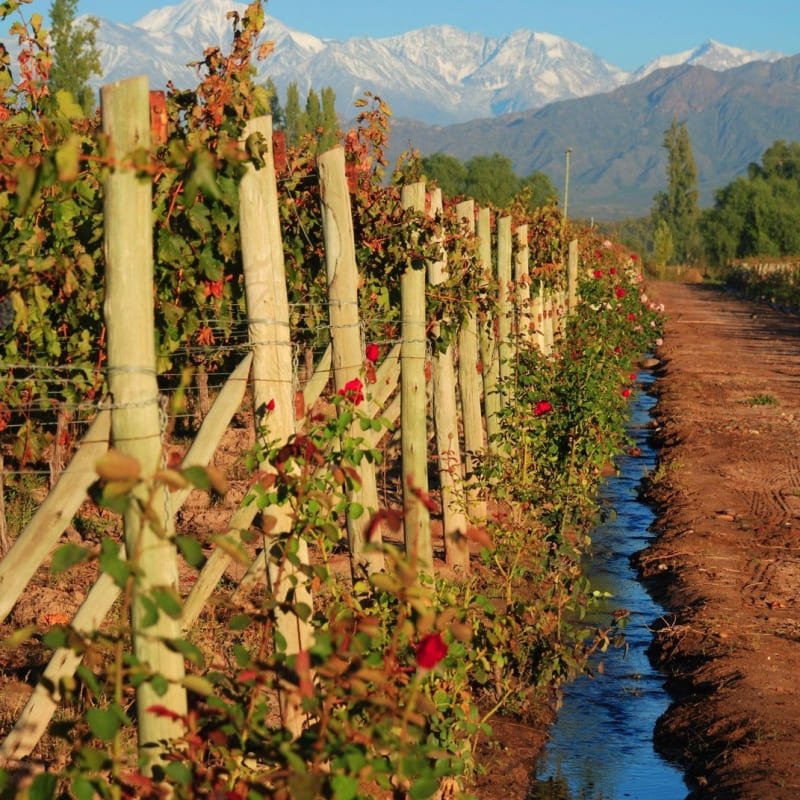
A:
640,281,800,798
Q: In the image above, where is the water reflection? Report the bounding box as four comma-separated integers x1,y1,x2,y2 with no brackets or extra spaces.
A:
531,370,687,800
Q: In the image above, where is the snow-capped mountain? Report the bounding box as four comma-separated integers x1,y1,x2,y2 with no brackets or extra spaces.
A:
631,39,786,81
3,0,788,124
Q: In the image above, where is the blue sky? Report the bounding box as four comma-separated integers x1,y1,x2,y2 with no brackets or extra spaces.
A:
10,0,800,71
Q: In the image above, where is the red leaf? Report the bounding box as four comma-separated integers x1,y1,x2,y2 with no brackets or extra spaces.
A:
146,705,183,722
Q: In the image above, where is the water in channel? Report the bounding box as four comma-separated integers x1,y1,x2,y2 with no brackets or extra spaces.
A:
531,368,688,800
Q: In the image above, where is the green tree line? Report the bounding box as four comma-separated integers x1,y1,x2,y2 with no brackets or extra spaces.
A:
420,151,557,211
608,122,800,271
702,140,800,265
265,78,339,152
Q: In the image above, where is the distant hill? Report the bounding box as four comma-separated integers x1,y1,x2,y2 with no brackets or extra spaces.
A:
387,55,800,220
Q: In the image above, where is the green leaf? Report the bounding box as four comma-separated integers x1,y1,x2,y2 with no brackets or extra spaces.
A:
86,707,121,741
51,542,91,573
165,761,192,787
76,745,109,771
233,644,251,668
98,541,132,587
228,614,252,631
42,629,69,649
210,533,250,567
152,587,182,618
1,626,36,649
149,673,169,697
72,776,98,800
176,534,204,567
330,774,359,800
138,595,159,629
182,674,214,696
76,665,102,697
181,465,212,490
166,637,205,668
408,773,439,800
28,772,58,800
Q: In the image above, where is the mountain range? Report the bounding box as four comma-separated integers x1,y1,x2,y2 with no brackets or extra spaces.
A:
84,0,786,125
388,55,800,219
3,0,798,219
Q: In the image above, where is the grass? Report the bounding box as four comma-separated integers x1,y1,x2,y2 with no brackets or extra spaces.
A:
745,393,778,406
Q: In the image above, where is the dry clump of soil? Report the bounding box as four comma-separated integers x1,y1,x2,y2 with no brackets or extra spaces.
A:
638,281,800,798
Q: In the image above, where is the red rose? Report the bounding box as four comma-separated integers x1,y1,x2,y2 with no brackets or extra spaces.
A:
365,343,379,363
609,268,616,275
615,286,626,299
338,377,364,406
622,388,631,399
593,269,604,279
533,400,552,416
415,632,447,669
631,254,638,261
266,398,276,412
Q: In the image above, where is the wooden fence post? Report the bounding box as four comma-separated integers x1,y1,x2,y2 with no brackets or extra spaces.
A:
515,224,531,344
543,291,555,355
496,215,513,408
317,146,385,576
567,238,579,310
400,182,433,574
427,189,469,571
454,200,486,522
239,115,312,737
101,75,186,770
477,209,500,454
532,282,545,354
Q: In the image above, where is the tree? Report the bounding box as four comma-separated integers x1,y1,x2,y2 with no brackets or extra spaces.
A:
700,140,800,266
518,171,558,211
264,77,285,129
47,0,101,115
652,117,700,264
652,219,674,276
284,81,303,145
420,152,468,198
318,86,338,152
304,87,321,133
464,153,519,208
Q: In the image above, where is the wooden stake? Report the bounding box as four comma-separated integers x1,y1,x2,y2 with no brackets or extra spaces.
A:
477,208,500,453
102,75,186,770
239,115,312,737
455,200,486,522
400,182,433,574
428,189,468,571
515,224,531,343
496,215,513,408
317,146,384,575
567,238,579,310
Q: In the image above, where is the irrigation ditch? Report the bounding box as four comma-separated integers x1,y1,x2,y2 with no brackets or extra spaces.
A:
530,366,688,799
